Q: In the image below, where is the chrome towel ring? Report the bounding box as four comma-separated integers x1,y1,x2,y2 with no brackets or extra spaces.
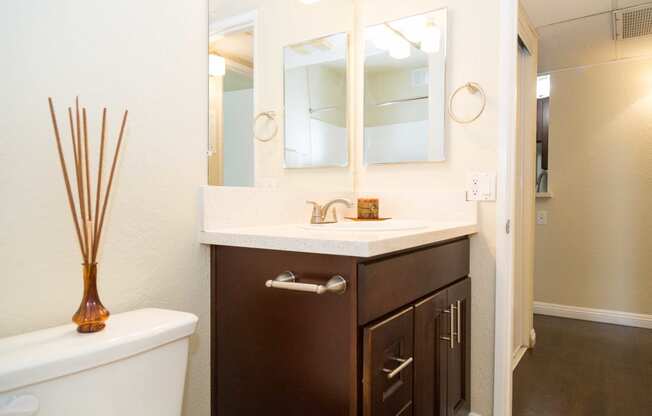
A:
253,111,279,142
448,82,486,124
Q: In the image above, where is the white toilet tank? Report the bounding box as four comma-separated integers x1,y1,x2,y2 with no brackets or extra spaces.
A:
0,308,198,416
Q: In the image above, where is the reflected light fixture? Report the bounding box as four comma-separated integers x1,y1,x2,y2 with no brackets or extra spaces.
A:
389,38,410,59
420,24,441,54
209,54,226,77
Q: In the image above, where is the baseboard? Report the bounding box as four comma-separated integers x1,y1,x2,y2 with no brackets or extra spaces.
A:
533,301,652,329
511,345,527,370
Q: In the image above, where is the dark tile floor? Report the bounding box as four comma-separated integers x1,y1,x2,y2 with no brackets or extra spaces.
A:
513,315,652,416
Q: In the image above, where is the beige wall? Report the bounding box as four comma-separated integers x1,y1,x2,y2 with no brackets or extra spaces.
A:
0,1,210,415
535,56,652,314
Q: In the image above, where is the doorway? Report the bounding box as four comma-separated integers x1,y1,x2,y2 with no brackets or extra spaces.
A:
512,1,652,414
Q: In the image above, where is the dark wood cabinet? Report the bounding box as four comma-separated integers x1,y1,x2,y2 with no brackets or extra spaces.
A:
363,307,414,416
414,290,448,416
446,278,471,416
211,237,472,416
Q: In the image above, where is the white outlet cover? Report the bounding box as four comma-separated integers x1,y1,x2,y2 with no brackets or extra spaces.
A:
536,211,548,225
466,172,496,201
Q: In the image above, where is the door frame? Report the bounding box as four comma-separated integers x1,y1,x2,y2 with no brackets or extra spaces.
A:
494,0,519,415
495,0,538,415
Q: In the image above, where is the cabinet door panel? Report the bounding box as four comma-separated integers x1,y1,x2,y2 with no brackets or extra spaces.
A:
363,307,414,416
414,290,449,416
447,278,471,416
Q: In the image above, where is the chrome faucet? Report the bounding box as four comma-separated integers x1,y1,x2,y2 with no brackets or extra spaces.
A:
306,199,352,224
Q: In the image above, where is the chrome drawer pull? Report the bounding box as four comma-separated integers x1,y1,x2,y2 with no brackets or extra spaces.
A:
457,300,462,344
382,356,414,380
265,271,347,295
441,305,457,349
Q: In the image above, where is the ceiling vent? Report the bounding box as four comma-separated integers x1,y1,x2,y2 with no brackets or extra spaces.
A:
613,4,652,40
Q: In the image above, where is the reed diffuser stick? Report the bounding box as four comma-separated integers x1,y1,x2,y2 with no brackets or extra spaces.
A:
82,109,94,263
82,109,92,222
75,100,89,258
92,110,128,261
48,98,86,259
67,106,87,259
67,108,80,181
93,108,107,261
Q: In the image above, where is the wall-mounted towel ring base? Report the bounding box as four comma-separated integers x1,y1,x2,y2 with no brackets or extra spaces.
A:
254,111,279,142
448,82,486,124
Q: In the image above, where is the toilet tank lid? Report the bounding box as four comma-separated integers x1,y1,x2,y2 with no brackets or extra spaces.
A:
0,308,198,393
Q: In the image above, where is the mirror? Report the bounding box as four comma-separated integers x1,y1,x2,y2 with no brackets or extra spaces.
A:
284,33,349,168
363,9,447,165
208,24,256,186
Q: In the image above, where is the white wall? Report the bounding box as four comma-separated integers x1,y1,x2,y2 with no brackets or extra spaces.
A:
223,88,255,186
0,1,209,415
535,56,652,315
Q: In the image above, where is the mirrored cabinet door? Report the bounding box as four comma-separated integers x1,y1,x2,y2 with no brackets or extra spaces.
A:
284,33,349,168
364,9,447,165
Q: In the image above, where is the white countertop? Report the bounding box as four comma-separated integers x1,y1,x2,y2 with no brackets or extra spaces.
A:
200,221,477,257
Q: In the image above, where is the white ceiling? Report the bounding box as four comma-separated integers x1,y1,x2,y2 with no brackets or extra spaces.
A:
522,0,652,72
521,0,651,28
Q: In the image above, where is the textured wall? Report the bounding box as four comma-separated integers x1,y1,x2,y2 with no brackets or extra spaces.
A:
0,1,210,415
535,57,652,315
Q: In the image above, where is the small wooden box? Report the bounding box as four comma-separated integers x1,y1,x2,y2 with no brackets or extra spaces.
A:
357,198,379,219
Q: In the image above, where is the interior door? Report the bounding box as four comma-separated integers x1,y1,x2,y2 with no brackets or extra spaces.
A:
414,290,449,416
512,37,538,367
447,278,471,416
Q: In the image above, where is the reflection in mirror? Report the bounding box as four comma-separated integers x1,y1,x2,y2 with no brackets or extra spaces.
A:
284,33,348,168
364,10,447,165
208,24,255,186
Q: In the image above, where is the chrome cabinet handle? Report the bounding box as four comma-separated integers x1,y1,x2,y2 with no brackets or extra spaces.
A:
265,271,347,295
457,300,462,344
382,356,414,380
441,304,457,349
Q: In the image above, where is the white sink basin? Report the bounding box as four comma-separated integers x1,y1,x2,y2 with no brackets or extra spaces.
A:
299,219,428,232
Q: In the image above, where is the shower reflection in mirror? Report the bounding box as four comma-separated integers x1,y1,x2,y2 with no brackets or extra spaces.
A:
364,9,447,165
284,33,349,168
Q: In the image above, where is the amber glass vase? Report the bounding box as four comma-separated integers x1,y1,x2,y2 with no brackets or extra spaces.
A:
72,263,110,333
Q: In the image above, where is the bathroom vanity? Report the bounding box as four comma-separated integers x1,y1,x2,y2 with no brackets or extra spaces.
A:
207,223,474,416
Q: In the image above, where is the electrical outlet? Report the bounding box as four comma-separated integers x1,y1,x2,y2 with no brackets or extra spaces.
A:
466,172,496,201
536,211,548,225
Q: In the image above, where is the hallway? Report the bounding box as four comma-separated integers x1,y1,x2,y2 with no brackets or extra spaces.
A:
513,315,652,416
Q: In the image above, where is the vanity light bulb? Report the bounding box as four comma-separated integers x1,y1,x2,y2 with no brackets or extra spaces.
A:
389,39,411,60
209,55,226,77
368,26,393,51
420,25,441,54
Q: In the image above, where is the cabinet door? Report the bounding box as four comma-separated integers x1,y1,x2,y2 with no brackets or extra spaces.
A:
414,290,449,416
446,278,471,416
363,307,414,416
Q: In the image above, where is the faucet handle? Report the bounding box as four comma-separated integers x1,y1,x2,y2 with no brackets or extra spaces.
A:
306,201,322,224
